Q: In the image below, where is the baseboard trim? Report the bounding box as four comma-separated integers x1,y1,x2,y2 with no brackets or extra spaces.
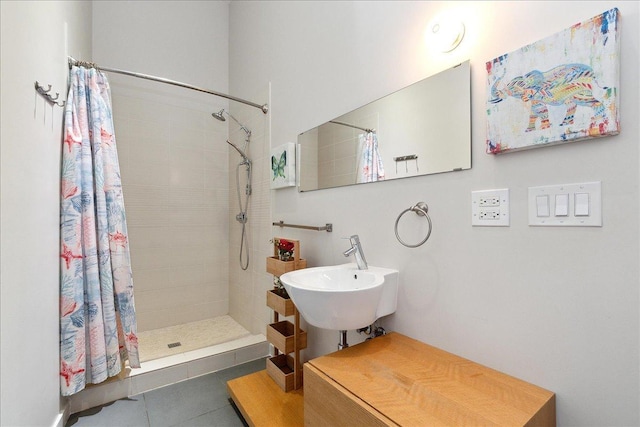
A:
52,403,69,427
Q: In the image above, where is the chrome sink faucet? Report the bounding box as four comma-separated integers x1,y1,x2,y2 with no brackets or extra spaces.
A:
343,235,368,270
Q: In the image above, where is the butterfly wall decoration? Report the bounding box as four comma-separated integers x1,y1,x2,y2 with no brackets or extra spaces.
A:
270,142,296,189
272,150,286,180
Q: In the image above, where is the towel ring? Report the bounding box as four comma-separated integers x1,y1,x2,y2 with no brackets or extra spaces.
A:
394,202,432,248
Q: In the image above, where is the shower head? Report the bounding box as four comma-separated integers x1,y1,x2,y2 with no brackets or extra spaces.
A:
212,109,226,122
227,139,250,164
212,109,251,137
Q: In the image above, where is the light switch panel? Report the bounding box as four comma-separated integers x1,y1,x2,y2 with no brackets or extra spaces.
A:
528,181,601,226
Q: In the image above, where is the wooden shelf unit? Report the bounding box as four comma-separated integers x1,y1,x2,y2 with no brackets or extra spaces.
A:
265,238,307,392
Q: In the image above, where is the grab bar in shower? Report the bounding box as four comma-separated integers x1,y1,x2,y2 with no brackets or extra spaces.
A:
272,221,333,232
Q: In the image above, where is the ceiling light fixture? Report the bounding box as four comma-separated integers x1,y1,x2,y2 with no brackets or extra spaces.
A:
426,13,465,53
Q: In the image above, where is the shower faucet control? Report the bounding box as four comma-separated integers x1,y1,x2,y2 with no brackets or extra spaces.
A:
343,234,368,270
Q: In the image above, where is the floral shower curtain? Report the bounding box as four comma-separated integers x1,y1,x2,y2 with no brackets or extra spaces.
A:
60,65,140,396
357,131,385,183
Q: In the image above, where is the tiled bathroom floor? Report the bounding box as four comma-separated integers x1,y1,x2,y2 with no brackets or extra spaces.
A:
65,358,266,427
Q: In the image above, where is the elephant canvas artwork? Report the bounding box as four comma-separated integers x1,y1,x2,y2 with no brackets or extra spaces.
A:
486,8,620,154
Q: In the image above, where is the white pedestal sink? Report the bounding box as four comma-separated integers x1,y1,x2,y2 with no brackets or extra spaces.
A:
279,263,399,331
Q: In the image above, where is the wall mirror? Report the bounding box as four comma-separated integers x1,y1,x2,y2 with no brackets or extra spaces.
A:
297,60,471,192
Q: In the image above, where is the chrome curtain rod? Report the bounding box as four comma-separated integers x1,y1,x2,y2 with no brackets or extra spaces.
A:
272,221,333,232
329,120,375,134
68,57,268,114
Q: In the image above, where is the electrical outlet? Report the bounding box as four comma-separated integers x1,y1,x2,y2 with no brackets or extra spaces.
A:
479,197,500,207
472,189,509,226
479,210,500,220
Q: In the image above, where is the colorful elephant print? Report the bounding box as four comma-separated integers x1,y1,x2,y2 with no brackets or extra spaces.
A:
489,63,608,133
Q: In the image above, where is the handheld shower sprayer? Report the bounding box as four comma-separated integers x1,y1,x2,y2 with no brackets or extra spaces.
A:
226,140,250,164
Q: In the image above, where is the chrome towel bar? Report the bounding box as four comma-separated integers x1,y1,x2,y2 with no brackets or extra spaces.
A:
272,221,333,232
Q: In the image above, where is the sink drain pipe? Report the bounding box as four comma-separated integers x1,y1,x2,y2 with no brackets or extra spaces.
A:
357,324,387,341
339,325,387,350
338,330,349,350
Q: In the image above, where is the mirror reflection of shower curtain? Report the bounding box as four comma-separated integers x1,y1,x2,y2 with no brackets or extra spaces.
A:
356,132,385,183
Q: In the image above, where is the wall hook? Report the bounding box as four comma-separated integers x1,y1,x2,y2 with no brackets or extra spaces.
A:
35,81,65,107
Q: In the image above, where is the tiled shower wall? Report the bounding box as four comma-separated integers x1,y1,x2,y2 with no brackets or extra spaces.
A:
226,96,275,336
111,81,231,332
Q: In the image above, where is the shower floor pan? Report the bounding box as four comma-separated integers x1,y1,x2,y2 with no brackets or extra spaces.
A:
137,316,251,362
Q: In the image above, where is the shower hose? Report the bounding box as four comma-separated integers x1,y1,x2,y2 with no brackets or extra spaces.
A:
235,160,252,270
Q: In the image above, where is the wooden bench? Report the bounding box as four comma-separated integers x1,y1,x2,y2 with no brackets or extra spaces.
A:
304,332,555,426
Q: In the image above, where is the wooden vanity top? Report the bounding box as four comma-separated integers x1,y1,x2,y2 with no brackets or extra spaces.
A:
306,332,555,426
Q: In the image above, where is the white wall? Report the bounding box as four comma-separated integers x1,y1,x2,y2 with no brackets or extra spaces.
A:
93,1,228,92
229,1,639,425
0,2,92,426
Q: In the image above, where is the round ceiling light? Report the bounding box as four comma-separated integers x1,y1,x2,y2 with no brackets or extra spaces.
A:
426,14,465,53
